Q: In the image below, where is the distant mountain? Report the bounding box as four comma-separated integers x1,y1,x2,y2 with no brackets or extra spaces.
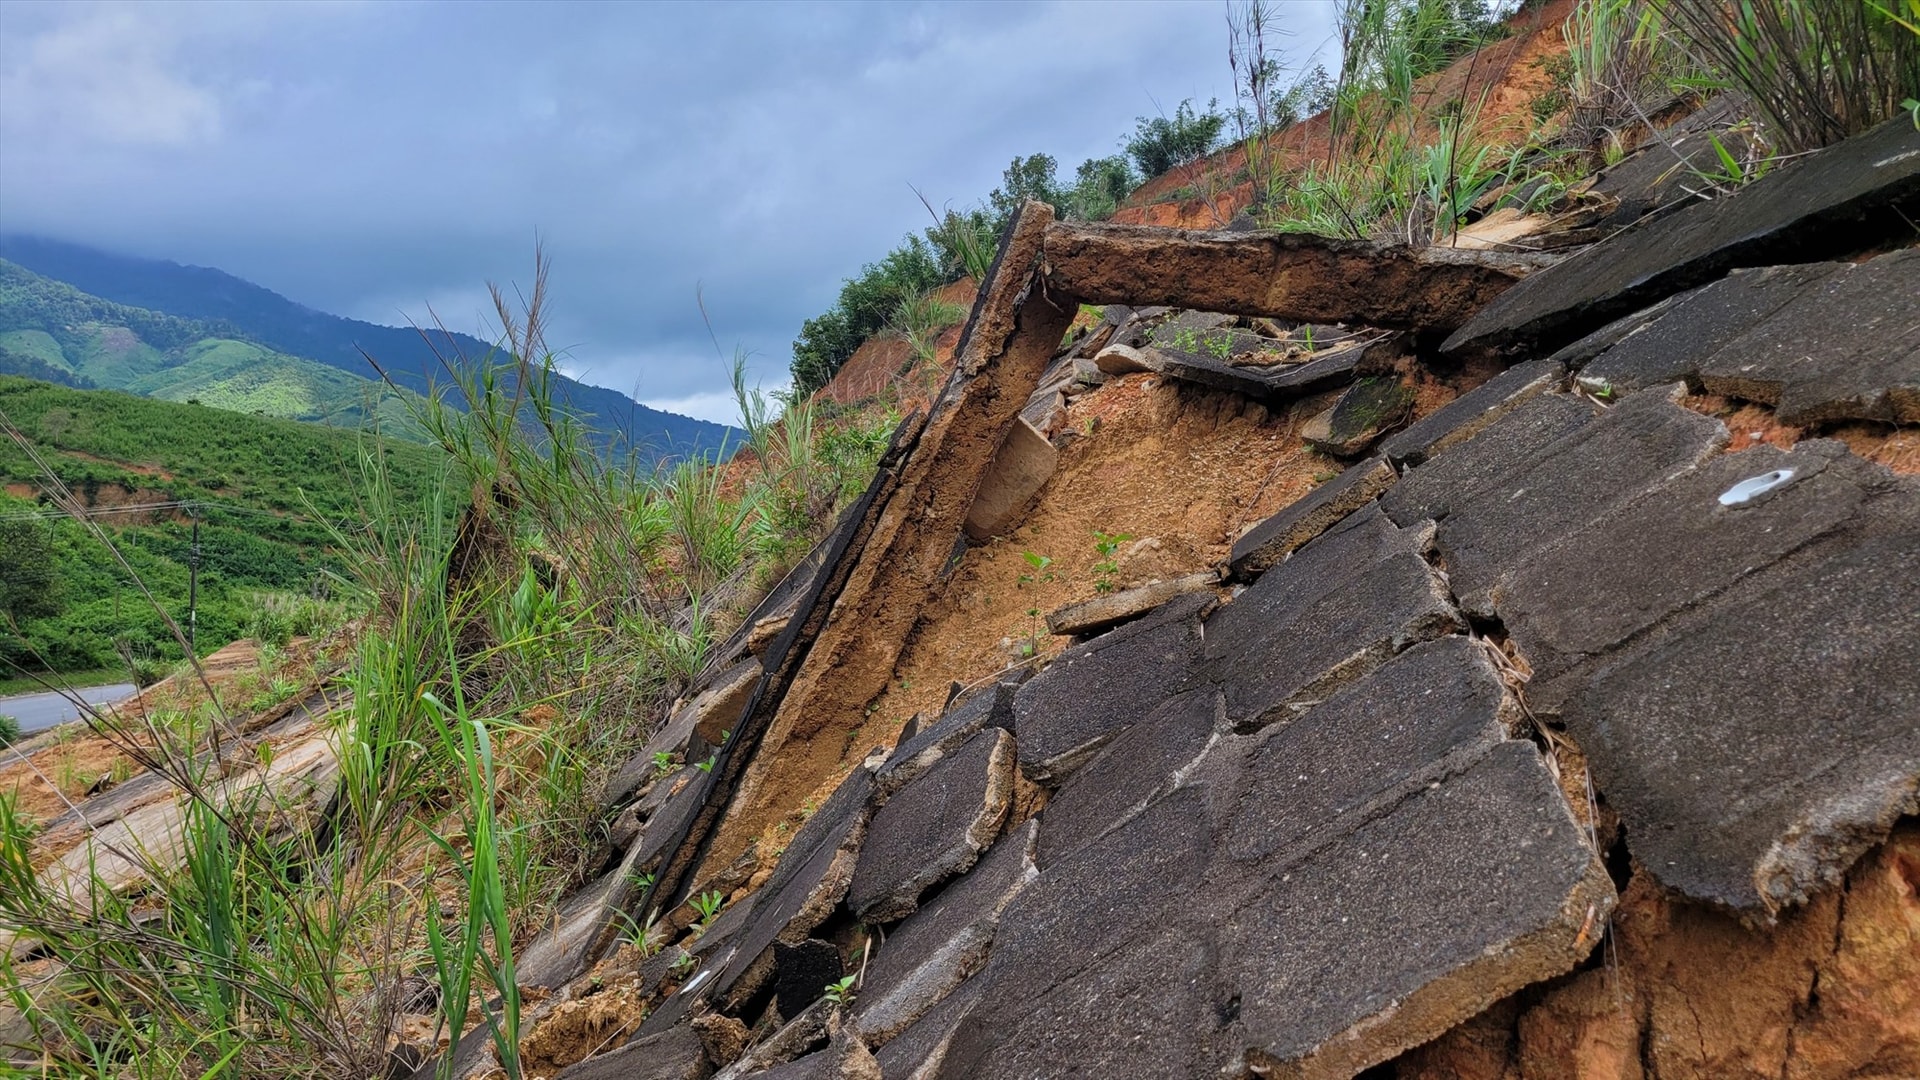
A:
0,235,740,458
0,258,422,431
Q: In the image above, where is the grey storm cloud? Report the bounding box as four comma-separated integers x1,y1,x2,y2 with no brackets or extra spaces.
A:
0,0,1338,424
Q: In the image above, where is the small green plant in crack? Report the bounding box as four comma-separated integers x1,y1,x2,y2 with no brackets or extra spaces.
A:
1203,331,1236,362
613,908,666,958
1017,551,1055,587
1150,324,1202,353
1018,607,1046,659
696,753,716,773
1090,530,1133,594
652,750,676,777
692,889,726,930
822,975,858,1008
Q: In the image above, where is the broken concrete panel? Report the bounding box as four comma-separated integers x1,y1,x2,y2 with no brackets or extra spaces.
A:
855,821,1037,1043
1694,247,1920,425
977,785,1212,994
708,200,1076,878
873,979,983,1080
1497,440,1879,690
1379,358,1566,469
1264,344,1363,396
605,708,702,812
1443,115,1920,355
1431,388,1729,614
1207,507,1429,667
555,1021,712,1080
1219,742,1614,1080
1154,351,1284,399
1230,457,1396,582
1012,592,1212,783
937,924,1227,1080
1208,551,1463,731
962,418,1057,542
1578,262,1846,394
847,728,1015,922
1091,342,1157,375
710,767,875,1002
1219,636,1518,867
1381,392,1595,528
1033,687,1219,868
748,1016,882,1080
1043,570,1217,637
874,682,1015,799
1556,505,1920,916
682,655,764,750
1301,377,1415,456
1041,222,1552,332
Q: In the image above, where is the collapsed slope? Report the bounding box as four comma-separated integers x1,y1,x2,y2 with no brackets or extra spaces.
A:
465,114,1918,1079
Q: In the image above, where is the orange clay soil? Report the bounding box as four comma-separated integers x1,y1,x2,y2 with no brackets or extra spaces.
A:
721,365,1461,861
1682,393,1920,475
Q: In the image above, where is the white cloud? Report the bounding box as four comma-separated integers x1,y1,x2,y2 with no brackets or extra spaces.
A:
0,6,222,147
641,390,748,429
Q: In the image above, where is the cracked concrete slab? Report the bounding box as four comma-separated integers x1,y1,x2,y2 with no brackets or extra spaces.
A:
1230,457,1396,582
1381,392,1595,527
1034,687,1219,868
874,683,1015,800
855,821,1036,1043
1044,571,1218,637
1427,388,1728,614
1497,440,1880,693
1218,742,1614,1080
1011,592,1213,783
1443,114,1920,355
1555,494,1920,917
1218,636,1522,867
1041,221,1552,332
1207,550,1463,731
1380,358,1566,469
848,728,1014,922
1694,247,1920,425
1577,262,1846,394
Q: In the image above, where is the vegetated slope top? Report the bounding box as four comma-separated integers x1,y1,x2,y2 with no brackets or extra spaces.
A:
0,234,743,458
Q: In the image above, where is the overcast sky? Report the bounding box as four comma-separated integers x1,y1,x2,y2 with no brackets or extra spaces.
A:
0,0,1339,425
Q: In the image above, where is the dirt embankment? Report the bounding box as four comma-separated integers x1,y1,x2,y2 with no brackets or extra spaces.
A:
1112,0,1576,230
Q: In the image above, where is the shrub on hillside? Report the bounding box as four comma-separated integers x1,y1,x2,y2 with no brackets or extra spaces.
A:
790,238,946,396
1126,98,1228,179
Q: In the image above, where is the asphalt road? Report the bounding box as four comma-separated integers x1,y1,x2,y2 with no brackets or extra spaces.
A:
0,683,138,735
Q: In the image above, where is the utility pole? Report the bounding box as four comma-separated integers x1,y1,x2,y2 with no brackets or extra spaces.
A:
187,507,200,655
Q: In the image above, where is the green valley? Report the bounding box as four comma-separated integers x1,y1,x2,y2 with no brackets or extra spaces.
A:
0,375,446,676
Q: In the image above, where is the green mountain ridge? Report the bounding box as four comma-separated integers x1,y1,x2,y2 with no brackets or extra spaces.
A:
0,234,742,458
0,258,423,432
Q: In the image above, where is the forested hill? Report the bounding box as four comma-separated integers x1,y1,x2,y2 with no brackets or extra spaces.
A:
0,234,740,458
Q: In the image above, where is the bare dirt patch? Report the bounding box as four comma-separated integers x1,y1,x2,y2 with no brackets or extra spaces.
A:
519,981,648,1079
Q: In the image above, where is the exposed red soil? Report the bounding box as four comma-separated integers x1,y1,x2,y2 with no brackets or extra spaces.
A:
1396,822,1920,1079
1682,393,1920,475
